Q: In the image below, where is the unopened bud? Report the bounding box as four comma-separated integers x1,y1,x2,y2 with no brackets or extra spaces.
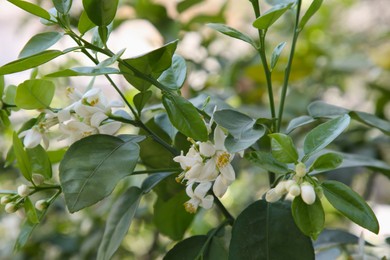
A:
274,181,287,195
1,196,12,205
35,200,48,211
288,183,301,197
5,203,18,213
300,182,316,205
295,162,307,177
265,188,282,203
17,185,30,197
315,186,324,199
32,174,45,186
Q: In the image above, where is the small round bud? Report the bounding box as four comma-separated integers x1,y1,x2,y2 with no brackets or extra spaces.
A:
35,200,48,211
32,174,45,186
1,195,12,205
315,186,324,199
17,184,30,197
5,203,18,213
265,188,282,203
274,181,287,195
288,183,301,197
300,182,316,205
295,162,307,177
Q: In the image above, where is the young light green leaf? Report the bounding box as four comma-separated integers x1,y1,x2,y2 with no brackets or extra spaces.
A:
26,145,52,179
309,153,343,172
97,187,143,260
162,93,208,142
0,50,64,75
19,32,63,59
13,132,32,181
158,54,187,90
8,0,51,20
53,0,72,14
82,0,119,26
298,0,323,31
141,172,176,194
269,133,299,164
207,23,256,47
303,114,350,160
252,3,293,30
270,41,286,69
177,0,202,13
45,67,120,77
134,90,153,115
15,79,55,110
78,10,96,34
59,135,140,213
245,151,291,175
322,180,379,234
24,197,39,224
292,196,325,240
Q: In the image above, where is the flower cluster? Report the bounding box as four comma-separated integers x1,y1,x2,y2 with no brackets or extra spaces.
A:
19,88,123,148
265,162,321,205
174,126,236,213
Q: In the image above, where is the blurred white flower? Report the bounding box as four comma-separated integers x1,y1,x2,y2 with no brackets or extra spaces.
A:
184,182,214,214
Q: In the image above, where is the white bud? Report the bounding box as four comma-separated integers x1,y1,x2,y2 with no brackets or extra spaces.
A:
199,141,216,157
32,174,45,186
295,162,306,177
5,203,18,213
17,185,30,197
301,182,316,205
1,196,12,205
274,181,287,195
265,188,282,203
288,183,301,197
35,200,48,211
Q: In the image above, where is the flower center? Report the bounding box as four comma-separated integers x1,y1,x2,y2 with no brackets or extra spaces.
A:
184,201,197,214
216,152,230,169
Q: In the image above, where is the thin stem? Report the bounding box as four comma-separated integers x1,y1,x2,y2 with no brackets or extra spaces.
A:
131,168,182,175
213,194,235,224
277,0,302,132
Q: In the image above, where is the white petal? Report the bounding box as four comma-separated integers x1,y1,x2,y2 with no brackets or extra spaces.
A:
220,163,235,182
194,182,212,198
213,175,229,197
200,195,214,209
91,112,108,127
23,129,42,148
108,100,124,107
185,163,203,181
82,88,100,99
57,108,72,122
185,183,195,198
213,126,226,150
199,141,216,157
98,122,121,135
199,159,218,181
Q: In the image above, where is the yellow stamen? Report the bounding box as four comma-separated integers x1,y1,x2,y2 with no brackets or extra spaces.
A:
217,152,230,168
184,202,197,214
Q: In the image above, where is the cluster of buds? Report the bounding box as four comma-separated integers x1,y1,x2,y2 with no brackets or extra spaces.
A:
265,162,322,205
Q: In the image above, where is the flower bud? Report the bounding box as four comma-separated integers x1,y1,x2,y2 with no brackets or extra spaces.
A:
295,162,306,177
35,200,48,211
315,186,324,199
288,183,301,197
5,203,18,213
1,195,12,205
265,188,282,203
300,182,316,205
17,185,30,197
274,181,287,195
32,174,45,186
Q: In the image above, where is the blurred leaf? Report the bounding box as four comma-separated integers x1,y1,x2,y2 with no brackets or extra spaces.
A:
252,3,293,30
0,75,4,97
286,115,316,133
158,54,187,90
350,111,390,135
177,0,202,13
24,197,39,224
155,113,178,142
270,41,286,69
4,85,17,105
269,133,299,164
207,23,256,47
8,0,51,20
26,145,52,179
309,153,342,172
15,79,55,110
97,187,143,260
82,0,119,26
0,50,64,75
78,10,96,34
245,151,291,175
47,148,66,164
59,135,140,213
13,132,32,181
97,48,125,68
52,0,72,14
45,67,119,77
19,32,63,59
298,0,323,30
292,196,324,240
307,101,348,118
229,200,314,259
322,180,379,234
141,172,176,194
134,90,153,115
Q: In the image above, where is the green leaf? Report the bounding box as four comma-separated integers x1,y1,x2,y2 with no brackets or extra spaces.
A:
0,75,4,98
82,0,119,26
162,93,208,141
141,172,176,194
13,132,32,181
15,79,55,110
213,109,265,153
292,196,324,240
26,145,52,179
252,3,293,30
269,133,299,163
158,54,187,90
59,135,140,213
78,10,96,34
119,40,178,91
4,85,17,105
24,197,39,224
19,32,63,59
229,200,314,260
153,190,195,240
309,152,342,172
8,0,51,20
155,113,178,142
134,90,152,115
97,48,126,68
298,0,323,30
286,115,316,134
0,50,63,75
245,151,291,175
303,114,350,160
207,23,256,47
350,111,390,135
177,0,202,13
52,0,72,14
45,66,120,77
97,187,143,260
270,41,286,69
307,101,348,118
322,180,379,234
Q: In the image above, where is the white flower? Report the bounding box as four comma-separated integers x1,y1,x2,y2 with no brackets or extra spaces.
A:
184,182,214,213
300,182,316,205
19,124,50,149
173,147,202,170
199,141,216,157
17,184,30,198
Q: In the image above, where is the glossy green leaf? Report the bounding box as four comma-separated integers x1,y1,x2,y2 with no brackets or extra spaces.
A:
78,11,96,34
309,152,342,172
47,148,66,164
52,0,72,14
162,93,208,141
13,132,32,181
82,0,119,26
119,40,178,91
26,145,52,179
292,196,324,240
177,0,202,13
134,90,152,115
8,0,51,20
303,114,350,160
252,3,293,30
269,133,299,163
155,113,178,142
158,54,187,90
270,41,286,69
24,197,39,224
229,200,314,259
322,180,379,234
45,67,119,77
350,111,390,135
97,48,126,68
298,0,323,30
0,50,63,75
59,135,140,213
97,187,143,260
141,172,176,194
307,101,348,118
314,229,361,248
245,151,291,175
15,79,55,110
19,32,63,59
207,23,256,47
153,190,194,240
286,115,316,134
4,85,17,105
